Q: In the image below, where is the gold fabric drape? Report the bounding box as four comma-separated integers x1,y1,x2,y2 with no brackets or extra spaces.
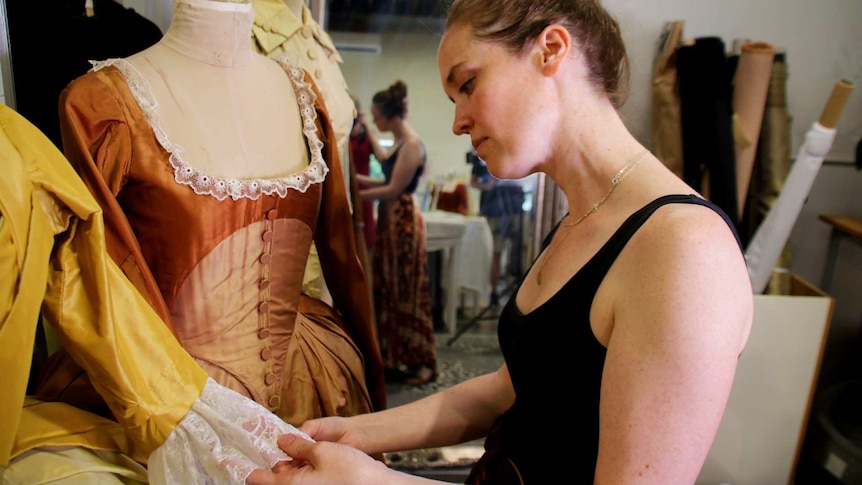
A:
0,103,207,466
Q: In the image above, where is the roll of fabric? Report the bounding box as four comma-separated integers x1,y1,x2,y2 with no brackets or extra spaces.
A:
732,41,775,221
746,79,855,293
650,20,685,179
677,37,738,227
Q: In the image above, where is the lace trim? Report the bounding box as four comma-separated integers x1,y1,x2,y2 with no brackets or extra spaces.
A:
89,58,328,201
147,378,312,484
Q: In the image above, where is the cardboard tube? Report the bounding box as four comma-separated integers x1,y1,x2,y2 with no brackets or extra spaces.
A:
733,41,775,220
819,79,855,129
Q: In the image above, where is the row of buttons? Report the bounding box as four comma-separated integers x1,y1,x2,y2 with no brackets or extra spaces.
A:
259,208,280,412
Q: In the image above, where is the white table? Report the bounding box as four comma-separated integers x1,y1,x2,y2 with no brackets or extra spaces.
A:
423,211,493,335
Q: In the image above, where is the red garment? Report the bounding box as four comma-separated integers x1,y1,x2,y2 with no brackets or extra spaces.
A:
436,182,469,215
351,132,376,247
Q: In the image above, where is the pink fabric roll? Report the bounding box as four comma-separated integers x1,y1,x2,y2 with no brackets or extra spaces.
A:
732,41,775,220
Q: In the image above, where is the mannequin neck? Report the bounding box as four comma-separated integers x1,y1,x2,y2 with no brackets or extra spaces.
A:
283,0,304,18
161,0,254,67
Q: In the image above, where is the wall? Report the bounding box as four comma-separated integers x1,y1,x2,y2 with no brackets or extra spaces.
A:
337,31,471,186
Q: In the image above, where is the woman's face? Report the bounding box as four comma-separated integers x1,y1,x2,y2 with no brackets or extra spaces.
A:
369,104,392,133
437,22,551,181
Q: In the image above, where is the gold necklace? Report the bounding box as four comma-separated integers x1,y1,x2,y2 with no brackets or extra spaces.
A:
536,149,649,286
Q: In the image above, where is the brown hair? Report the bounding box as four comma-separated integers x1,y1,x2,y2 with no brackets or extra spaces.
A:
445,0,630,109
372,80,409,119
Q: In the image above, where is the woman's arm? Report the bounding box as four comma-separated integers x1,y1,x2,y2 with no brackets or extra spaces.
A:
594,204,753,484
356,173,385,187
361,114,390,163
360,139,424,202
322,365,514,456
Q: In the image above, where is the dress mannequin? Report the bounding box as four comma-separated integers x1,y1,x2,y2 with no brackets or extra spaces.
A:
125,0,309,180
38,0,386,432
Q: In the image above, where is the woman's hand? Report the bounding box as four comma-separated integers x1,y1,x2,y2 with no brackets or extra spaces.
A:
298,416,367,451
244,434,391,485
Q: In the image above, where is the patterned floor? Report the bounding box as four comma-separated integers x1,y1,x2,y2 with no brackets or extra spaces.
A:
386,321,503,407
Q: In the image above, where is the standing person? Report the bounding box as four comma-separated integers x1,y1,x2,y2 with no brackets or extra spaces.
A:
357,80,437,386
247,0,754,484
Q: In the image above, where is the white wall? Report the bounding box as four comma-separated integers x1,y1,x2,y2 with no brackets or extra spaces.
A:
338,31,472,185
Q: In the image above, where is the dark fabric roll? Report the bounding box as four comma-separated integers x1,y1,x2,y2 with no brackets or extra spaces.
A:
677,37,739,229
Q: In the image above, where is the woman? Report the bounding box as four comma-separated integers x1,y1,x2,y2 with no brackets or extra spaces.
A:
247,0,753,483
357,80,437,386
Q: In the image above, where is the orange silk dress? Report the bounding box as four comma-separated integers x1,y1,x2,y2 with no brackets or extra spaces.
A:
41,56,386,426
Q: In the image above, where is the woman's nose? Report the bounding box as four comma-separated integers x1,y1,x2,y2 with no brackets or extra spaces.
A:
452,107,472,136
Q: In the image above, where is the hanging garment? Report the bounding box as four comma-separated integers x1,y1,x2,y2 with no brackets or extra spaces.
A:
6,0,163,149
435,181,470,215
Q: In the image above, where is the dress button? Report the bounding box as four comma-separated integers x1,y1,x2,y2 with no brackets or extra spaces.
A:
314,68,322,79
258,328,271,339
268,395,280,409
265,373,277,385
258,301,270,314
262,230,274,242
266,209,278,220
259,279,271,290
259,253,272,265
306,48,317,60
261,348,272,360
301,25,312,38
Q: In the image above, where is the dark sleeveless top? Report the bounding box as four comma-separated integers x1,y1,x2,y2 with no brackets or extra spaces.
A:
381,144,425,194
467,194,741,485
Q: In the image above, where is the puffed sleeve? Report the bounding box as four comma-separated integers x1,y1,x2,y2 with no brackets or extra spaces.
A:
0,101,205,463
58,65,176,332
308,75,387,411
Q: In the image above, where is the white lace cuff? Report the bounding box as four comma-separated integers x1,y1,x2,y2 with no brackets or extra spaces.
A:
147,378,311,484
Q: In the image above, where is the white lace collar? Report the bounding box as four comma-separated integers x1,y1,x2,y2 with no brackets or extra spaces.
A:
89,56,328,201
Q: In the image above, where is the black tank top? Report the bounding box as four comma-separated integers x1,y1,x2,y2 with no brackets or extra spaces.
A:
381,145,425,194
481,194,740,484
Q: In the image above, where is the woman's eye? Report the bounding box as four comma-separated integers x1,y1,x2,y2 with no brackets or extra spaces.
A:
459,78,475,95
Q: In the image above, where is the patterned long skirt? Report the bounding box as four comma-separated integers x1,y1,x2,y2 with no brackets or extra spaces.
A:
373,194,437,375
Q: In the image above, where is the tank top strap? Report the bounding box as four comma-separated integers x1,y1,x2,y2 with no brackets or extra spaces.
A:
590,194,741,282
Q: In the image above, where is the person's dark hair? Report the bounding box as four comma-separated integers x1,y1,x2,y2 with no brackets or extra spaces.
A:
372,80,408,119
445,0,630,109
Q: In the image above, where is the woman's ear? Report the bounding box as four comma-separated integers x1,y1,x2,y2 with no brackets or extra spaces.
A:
536,24,572,76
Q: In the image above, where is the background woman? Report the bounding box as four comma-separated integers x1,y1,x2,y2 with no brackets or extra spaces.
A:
358,80,438,386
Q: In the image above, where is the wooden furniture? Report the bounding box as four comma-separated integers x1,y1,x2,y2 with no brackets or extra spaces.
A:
819,215,862,293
